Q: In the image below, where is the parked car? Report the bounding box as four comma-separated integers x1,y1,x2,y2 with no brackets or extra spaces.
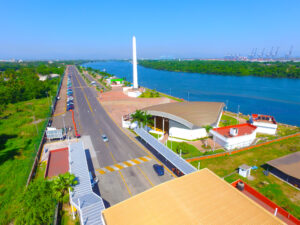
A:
153,164,164,176
101,134,108,142
67,105,74,111
67,96,73,101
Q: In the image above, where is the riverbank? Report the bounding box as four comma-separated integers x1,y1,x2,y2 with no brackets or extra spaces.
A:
83,61,300,126
139,60,300,79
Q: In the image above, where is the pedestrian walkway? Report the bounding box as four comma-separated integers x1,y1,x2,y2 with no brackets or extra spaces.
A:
96,156,152,175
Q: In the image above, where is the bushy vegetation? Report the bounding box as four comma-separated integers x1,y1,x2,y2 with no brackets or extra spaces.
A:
139,89,160,98
139,60,300,78
15,179,56,225
0,62,63,224
0,62,65,113
0,98,51,224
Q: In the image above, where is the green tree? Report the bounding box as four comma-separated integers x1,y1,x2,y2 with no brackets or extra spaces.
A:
131,110,154,128
15,179,56,225
52,172,78,203
176,142,189,155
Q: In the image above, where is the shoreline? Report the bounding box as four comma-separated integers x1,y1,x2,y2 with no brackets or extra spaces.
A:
81,64,299,128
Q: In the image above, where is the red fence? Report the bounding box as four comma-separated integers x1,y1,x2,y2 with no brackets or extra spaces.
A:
70,109,79,137
232,179,300,225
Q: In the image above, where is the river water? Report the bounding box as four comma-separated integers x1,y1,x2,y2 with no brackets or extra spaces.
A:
83,61,300,126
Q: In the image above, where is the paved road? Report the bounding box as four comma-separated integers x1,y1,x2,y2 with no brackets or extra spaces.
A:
68,65,173,206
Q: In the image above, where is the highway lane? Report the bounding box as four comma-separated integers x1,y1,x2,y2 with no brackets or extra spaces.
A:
68,65,173,206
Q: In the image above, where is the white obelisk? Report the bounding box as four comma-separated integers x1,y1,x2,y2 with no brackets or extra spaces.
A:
132,36,138,89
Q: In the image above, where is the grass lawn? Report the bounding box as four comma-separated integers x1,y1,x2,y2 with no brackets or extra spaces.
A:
190,136,300,219
166,140,225,159
149,132,162,139
277,124,300,136
219,114,238,127
139,89,160,98
0,98,52,224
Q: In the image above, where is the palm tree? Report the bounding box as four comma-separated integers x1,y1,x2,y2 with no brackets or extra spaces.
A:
52,172,78,203
131,110,154,128
131,110,145,128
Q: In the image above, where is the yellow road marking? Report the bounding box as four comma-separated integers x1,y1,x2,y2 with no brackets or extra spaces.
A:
115,164,123,170
139,156,148,162
97,169,106,174
53,111,66,117
123,161,132,167
136,165,154,187
131,159,141,164
105,166,115,172
74,72,94,114
110,152,132,196
98,102,176,178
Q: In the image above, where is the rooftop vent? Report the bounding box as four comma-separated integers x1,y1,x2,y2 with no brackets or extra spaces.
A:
230,128,238,136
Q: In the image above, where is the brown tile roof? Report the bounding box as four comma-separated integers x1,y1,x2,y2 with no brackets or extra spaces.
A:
102,168,284,225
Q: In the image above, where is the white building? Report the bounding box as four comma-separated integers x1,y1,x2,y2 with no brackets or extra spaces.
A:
210,123,257,151
238,164,252,178
250,114,277,135
142,102,224,141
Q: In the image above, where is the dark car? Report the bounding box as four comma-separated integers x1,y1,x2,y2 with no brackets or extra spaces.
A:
48,119,52,127
153,164,164,176
67,104,74,111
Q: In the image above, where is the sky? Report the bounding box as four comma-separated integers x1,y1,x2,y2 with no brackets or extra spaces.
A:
1,0,299,59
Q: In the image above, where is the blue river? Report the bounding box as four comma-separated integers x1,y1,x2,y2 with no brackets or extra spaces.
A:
83,61,300,126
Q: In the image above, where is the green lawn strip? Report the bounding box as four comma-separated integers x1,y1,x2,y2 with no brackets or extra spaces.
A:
149,132,162,139
166,140,224,159
190,136,300,219
158,92,184,102
219,114,238,127
0,98,53,224
277,124,300,137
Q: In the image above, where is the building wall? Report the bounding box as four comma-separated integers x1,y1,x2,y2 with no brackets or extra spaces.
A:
211,130,257,151
252,122,277,135
169,120,207,140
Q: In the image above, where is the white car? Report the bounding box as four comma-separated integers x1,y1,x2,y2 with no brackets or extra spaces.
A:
101,134,108,142
67,97,74,101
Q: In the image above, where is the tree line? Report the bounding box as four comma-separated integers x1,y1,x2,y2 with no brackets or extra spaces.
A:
139,60,300,78
0,62,65,113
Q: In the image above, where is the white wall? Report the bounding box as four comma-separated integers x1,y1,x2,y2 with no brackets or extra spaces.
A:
169,127,207,140
252,122,277,135
210,130,257,151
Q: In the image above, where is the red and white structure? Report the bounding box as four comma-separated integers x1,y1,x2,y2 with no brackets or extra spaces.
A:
250,114,277,135
210,123,257,151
